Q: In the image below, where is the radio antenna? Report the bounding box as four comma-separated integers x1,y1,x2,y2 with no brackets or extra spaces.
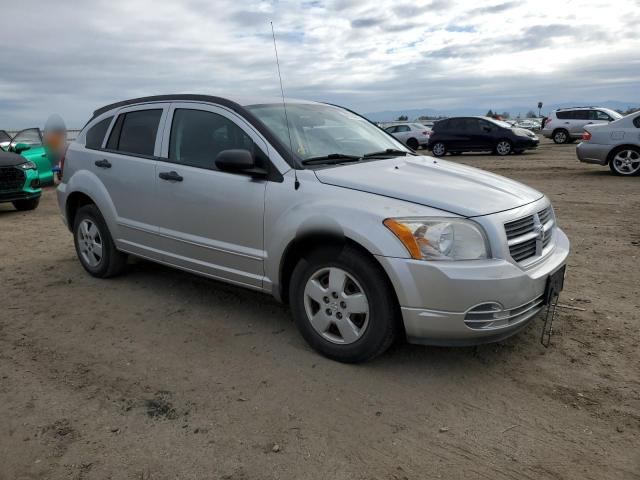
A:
270,21,299,190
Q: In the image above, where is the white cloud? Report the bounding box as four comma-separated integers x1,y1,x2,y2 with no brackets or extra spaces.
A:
0,0,638,126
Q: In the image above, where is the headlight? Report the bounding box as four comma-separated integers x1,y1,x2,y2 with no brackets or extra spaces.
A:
383,217,490,261
515,128,534,138
19,161,37,170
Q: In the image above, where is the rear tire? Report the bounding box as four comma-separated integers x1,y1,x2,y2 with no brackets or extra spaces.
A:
12,197,40,211
431,142,447,157
609,146,640,176
73,204,127,278
289,245,398,363
406,138,419,150
553,129,569,144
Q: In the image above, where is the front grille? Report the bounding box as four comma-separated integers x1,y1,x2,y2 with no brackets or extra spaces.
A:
464,295,545,330
0,166,25,192
504,206,555,263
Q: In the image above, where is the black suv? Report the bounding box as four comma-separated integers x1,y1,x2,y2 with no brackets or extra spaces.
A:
427,117,539,157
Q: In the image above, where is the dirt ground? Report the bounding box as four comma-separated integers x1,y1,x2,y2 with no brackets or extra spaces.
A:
1,138,638,479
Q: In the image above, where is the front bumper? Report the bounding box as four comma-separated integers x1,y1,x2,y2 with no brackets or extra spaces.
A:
576,142,609,165
514,137,539,150
376,228,570,346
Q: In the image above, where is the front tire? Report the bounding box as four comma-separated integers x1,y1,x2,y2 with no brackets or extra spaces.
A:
609,147,640,176
495,139,512,156
431,142,447,157
12,197,40,211
289,245,398,363
73,204,127,278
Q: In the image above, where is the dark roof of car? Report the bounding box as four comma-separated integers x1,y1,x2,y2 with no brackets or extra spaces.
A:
91,94,247,120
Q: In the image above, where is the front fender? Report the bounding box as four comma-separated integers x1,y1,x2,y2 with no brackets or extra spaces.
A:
263,170,449,296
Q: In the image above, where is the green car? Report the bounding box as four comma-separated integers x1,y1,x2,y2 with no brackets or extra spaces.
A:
0,128,55,185
0,149,41,210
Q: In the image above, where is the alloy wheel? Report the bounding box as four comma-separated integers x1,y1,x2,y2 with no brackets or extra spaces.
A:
554,131,567,144
496,140,511,156
432,143,446,156
611,149,640,175
77,219,103,267
303,267,370,344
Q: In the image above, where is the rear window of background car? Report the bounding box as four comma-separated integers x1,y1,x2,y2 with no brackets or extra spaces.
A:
85,117,113,150
106,109,162,156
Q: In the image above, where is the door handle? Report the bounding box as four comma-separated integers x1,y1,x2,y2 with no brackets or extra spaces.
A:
159,171,183,182
95,159,111,168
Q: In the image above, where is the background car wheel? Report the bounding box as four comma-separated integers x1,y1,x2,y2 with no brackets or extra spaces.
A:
73,204,127,278
406,138,419,150
553,129,569,144
431,142,447,157
609,147,640,176
289,244,398,363
12,197,40,211
495,140,512,156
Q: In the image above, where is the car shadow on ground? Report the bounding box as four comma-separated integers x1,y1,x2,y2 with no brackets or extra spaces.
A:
122,257,534,373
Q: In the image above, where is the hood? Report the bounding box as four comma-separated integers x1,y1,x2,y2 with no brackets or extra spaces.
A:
314,156,543,217
0,150,28,168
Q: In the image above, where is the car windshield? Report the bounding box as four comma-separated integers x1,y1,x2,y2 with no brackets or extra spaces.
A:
245,103,409,164
485,118,513,129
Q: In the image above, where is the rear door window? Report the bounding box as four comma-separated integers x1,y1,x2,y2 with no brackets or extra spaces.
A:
106,109,162,156
396,125,410,132
573,110,589,120
85,117,113,149
448,118,466,130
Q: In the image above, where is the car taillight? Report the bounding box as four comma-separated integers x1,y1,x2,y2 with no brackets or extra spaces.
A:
423,131,430,135
582,131,591,141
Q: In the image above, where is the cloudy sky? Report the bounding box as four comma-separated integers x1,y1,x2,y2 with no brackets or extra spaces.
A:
1,0,639,127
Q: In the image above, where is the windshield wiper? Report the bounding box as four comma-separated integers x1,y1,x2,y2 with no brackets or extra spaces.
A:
301,153,362,165
362,149,411,158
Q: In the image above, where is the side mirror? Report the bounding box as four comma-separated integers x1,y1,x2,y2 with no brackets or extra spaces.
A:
13,143,31,154
215,149,267,177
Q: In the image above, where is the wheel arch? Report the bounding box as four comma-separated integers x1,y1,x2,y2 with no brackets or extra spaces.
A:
277,232,401,319
606,144,639,165
65,191,98,232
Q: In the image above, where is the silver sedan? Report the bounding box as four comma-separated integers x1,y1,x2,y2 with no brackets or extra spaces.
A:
384,123,431,149
577,111,640,176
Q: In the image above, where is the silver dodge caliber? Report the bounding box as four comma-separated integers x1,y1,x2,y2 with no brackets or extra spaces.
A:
57,95,570,363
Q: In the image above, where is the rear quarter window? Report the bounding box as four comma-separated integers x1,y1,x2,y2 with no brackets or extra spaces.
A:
85,117,113,149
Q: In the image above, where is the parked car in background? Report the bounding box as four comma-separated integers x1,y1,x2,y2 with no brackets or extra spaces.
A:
514,119,541,131
0,130,11,149
0,149,41,210
542,107,622,144
577,111,640,176
428,116,539,157
57,94,568,363
1,128,55,185
384,123,431,149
